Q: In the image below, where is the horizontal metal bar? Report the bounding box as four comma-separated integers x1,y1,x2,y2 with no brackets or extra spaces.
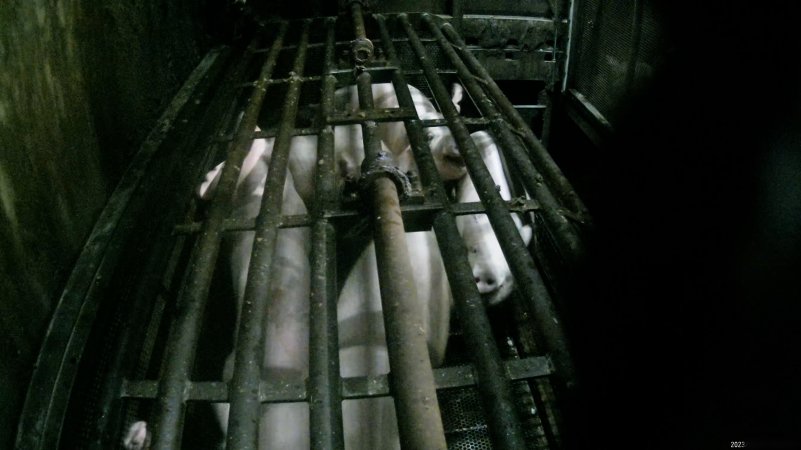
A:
120,356,553,401
400,68,458,77
326,106,418,125
235,75,322,89
252,37,444,54
334,67,461,79
214,127,320,143
462,14,556,22
513,104,548,109
215,117,490,140
421,117,492,127
173,198,542,234
253,42,326,53
120,379,305,403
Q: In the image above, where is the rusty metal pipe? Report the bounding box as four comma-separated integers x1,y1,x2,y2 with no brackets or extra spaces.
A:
375,14,528,449
370,177,448,450
224,20,311,450
149,25,288,450
308,19,344,450
349,1,374,66
354,67,447,449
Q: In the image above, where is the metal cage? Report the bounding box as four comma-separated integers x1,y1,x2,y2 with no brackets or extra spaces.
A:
16,9,589,450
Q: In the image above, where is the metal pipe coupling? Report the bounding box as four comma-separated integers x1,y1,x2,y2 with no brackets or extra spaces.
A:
351,37,374,66
359,148,412,201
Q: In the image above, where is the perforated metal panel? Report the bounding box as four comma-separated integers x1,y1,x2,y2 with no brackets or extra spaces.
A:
569,0,666,127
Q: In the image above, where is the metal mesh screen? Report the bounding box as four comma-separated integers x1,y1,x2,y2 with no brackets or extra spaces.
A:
440,305,561,450
438,377,557,450
570,0,665,127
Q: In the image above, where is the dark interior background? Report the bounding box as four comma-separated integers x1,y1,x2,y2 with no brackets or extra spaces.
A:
556,3,801,449
1,1,799,449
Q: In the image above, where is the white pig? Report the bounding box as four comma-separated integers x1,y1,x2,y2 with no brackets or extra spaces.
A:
336,130,533,449
124,132,312,450
334,82,466,181
455,131,533,306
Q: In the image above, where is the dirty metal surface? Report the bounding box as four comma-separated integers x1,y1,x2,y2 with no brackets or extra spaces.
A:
16,9,587,450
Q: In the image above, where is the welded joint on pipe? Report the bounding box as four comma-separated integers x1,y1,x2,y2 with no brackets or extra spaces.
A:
359,148,412,201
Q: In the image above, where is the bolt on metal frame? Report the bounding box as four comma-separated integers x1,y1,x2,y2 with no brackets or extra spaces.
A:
14,9,588,450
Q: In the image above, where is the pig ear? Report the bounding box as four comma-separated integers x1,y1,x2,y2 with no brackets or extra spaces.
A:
519,224,533,246
451,83,464,112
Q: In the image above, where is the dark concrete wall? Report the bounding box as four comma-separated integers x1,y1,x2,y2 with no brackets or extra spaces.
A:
0,0,210,446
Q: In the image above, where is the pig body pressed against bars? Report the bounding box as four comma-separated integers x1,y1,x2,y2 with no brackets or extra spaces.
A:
200,133,312,450
336,131,532,449
456,131,533,306
123,90,532,450
334,82,467,181
123,132,315,450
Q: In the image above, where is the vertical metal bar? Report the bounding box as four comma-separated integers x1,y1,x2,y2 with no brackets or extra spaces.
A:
402,14,577,388
624,0,644,94
440,20,591,224
541,0,560,151
355,72,384,160
541,91,554,148
376,15,528,450
561,0,579,93
429,15,585,266
350,1,367,40
370,176,448,450
149,24,288,450
349,1,374,66
308,19,344,450
350,9,447,449
224,20,311,450
452,0,463,34
547,0,560,91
